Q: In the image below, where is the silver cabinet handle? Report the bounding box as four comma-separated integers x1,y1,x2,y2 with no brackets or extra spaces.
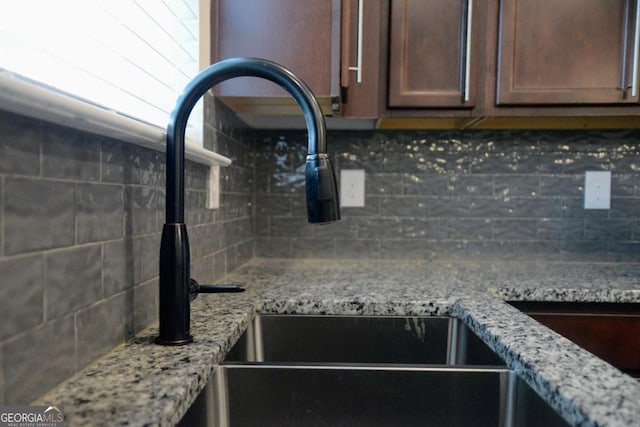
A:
632,0,640,97
463,0,473,102
347,0,364,83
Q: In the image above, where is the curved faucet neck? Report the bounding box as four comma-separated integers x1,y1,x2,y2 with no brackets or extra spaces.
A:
166,57,327,223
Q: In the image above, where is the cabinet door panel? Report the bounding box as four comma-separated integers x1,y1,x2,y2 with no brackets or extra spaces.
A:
498,0,638,105
212,0,337,98
388,0,476,108
340,0,384,117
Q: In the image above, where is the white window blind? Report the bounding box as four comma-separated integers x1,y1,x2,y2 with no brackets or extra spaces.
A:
0,0,204,144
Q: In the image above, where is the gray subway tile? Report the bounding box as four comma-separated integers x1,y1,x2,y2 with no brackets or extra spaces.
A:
509,241,562,261
402,174,448,196
139,149,165,187
255,195,292,216
45,245,102,320
221,165,253,194
492,219,539,241
380,196,426,218
338,196,380,217
124,186,159,236
356,217,402,239
0,112,41,176
188,224,208,260
312,216,358,239
585,219,633,241
75,292,128,371
610,152,640,174
510,197,563,218
133,279,158,334
472,152,564,174
560,240,608,261
191,254,215,284
563,151,609,174
42,127,100,181
213,251,227,279
448,175,494,196
206,223,225,253
103,239,140,297
290,238,336,259
539,175,583,197
335,239,381,259
611,174,635,197
365,173,403,195
217,193,251,221
270,216,315,238
101,139,140,185
255,237,291,258
380,239,429,260
0,254,44,340
76,183,124,244
562,197,610,219
468,197,515,218
3,314,75,404
610,197,640,218
424,196,474,218
185,189,206,225
633,221,640,240
494,175,540,197
4,178,75,254
537,219,585,241
223,218,253,247
139,233,161,283
228,240,253,271
607,242,640,262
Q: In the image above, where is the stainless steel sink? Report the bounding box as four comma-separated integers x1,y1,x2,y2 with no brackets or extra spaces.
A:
180,315,569,426
225,315,505,366
181,364,569,426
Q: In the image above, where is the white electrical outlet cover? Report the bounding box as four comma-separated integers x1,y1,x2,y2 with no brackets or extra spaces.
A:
340,169,366,207
584,171,611,210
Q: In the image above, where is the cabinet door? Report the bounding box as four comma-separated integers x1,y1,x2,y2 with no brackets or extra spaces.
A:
497,0,639,105
340,0,384,117
211,0,340,112
388,0,477,108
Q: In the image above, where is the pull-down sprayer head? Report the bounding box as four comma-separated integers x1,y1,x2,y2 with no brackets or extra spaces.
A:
157,58,340,345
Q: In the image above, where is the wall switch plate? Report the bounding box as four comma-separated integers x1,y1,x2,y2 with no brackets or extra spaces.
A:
584,171,611,209
340,169,365,207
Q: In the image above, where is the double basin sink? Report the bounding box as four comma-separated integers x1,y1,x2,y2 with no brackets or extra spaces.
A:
180,315,569,426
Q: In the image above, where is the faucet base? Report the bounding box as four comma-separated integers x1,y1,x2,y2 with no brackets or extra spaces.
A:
157,223,192,345
154,335,194,346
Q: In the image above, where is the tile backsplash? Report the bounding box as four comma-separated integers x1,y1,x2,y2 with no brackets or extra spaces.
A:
0,95,253,404
254,129,640,262
1,97,639,405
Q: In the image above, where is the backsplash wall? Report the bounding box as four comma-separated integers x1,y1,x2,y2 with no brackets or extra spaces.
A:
0,95,253,404
2,98,639,405
254,129,640,262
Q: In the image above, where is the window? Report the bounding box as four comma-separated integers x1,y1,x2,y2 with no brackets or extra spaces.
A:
0,0,203,143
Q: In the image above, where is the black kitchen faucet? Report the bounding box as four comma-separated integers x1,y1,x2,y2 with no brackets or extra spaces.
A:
156,58,340,345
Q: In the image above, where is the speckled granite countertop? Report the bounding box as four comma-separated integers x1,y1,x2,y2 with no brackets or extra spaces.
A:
37,259,640,426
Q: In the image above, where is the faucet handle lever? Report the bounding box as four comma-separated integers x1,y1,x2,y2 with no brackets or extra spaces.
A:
189,279,245,302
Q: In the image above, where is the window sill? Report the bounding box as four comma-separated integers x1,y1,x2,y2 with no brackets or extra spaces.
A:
0,70,232,168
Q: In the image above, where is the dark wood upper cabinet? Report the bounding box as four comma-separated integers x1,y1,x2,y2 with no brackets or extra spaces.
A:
210,0,341,114
388,0,478,108
209,0,640,125
497,0,640,105
340,0,384,118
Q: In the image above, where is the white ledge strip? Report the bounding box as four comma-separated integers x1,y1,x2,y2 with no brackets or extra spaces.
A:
0,70,232,168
